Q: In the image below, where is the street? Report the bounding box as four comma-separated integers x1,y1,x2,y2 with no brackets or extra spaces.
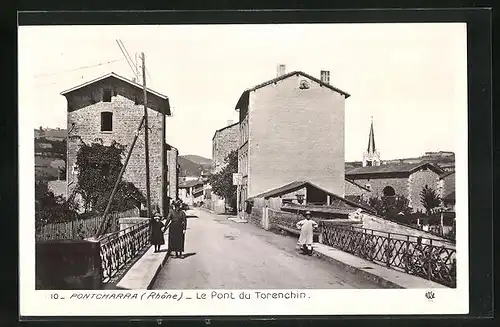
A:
152,208,381,289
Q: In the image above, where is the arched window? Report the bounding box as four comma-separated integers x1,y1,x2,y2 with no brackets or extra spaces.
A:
383,186,396,197
101,112,113,132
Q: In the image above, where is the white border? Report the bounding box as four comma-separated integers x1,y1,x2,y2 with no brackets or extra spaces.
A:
19,23,469,317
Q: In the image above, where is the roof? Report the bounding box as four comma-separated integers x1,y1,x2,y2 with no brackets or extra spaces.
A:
178,179,204,188
282,204,356,216
235,71,350,110
439,170,456,180
345,162,444,177
247,180,375,213
345,178,372,192
60,72,171,114
212,121,240,140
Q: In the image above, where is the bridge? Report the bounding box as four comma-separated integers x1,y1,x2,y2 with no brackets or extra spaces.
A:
35,208,456,290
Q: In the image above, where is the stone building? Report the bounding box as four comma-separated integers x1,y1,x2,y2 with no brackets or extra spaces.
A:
345,162,444,212
234,66,350,211
178,179,204,206
61,72,171,215
438,171,455,210
212,121,239,173
166,143,179,203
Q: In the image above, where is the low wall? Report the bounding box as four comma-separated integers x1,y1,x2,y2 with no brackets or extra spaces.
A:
249,207,263,227
36,239,102,290
267,209,303,231
360,214,455,248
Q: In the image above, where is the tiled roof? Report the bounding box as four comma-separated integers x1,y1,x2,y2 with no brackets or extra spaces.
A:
246,180,374,213
345,162,443,176
178,179,204,188
439,170,455,180
345,178,372,192
248,71,350,97
235,71,350,111
60,72,171,114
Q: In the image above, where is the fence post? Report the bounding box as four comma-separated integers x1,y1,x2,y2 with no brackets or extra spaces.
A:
386,233,391,267
427,239,433,280
405,235,410,272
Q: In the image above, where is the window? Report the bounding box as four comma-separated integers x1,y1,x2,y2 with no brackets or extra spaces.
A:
103,88,112,102
299,79,310,89
320,70,330,84
101,112,113,132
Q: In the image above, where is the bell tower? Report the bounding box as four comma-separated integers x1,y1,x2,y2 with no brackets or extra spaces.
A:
362,117,381,167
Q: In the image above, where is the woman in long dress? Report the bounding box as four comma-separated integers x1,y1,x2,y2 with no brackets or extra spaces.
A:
167,202,187,258
151,213,165,253
296,211,318,255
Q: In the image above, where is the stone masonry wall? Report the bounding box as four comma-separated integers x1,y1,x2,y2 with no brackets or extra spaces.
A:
267,209,304,231
66,89,165,214
213,123,240,173
347,177,409,200
344,179,371,202
249,207,263,227
166,147,178,201
247,74,346,199
408,169,441,212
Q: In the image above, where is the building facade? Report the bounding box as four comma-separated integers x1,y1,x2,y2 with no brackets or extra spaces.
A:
166,143,179,202
178,179,204,206
234,68,350,211
62,72,171,215
212,121,240,173
345,162,444,212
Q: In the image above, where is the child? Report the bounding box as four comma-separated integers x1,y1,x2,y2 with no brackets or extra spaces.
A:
296,211,318,255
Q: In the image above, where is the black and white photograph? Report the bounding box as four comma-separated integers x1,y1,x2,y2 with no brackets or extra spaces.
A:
19,20,469,317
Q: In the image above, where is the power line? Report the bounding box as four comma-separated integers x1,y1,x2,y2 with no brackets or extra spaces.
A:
33,59,125,78
116,39,139,81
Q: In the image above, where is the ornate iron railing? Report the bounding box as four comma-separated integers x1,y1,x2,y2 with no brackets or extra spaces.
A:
319,222,457,288
99,220,150,283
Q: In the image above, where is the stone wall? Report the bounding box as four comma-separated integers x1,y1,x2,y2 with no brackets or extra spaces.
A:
408,169,441,211
166,146,178,201
213,123,240,173
36,239,103,290
344,179,371,201
346,176,409,200
267,209,304,231
249,207,263,227
66,84,165,214
246,73,346,198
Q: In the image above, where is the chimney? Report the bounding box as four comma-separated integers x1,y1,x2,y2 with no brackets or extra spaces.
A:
277,64,286,77
320,70,330,84
227,120,234,126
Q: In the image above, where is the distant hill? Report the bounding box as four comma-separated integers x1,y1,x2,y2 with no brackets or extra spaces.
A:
178,155,212,177
181,155,213,167
34,128,67,141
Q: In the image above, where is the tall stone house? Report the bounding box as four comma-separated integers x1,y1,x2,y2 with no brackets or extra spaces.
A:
209,121,240,213
212,121,240,173
345,162,444,213
61,72,172,216
234,65,350,212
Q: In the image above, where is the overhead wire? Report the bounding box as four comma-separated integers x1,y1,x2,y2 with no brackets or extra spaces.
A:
33,59,125,79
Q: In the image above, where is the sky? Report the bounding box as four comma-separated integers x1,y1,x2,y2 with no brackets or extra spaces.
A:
18,23,467,161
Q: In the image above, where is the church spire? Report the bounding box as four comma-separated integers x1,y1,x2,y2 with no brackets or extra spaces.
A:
367,116,376,153
362,117,381,167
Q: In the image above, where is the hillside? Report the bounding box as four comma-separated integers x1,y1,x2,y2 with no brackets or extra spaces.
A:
181,155,213,167
178,155,213,177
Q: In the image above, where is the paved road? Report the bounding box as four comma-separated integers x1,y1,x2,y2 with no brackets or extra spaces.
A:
152,209,380,289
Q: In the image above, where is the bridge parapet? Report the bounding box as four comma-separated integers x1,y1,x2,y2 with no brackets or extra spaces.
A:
318,221,457,288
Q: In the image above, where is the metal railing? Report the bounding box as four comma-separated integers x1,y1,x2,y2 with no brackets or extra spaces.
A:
319,222,457,288
99,220,150,283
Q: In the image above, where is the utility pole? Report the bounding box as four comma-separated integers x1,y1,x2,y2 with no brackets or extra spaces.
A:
142,53,152,219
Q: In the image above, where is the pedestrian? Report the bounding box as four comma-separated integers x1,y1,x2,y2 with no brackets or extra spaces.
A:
151,213,165,253
296,211,318,255
167,202,187,258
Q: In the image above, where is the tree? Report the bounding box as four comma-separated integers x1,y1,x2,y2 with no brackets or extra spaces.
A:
208,150,238,211
369,195,412,220
420,184,441,215
35,180,79,230
74,141,146,214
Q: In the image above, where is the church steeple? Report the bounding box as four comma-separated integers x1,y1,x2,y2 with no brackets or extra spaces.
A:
363,117,381,167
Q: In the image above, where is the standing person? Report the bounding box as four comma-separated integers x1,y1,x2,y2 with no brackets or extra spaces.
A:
151,213,165,253
296,211,318,255
167,202,187,258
